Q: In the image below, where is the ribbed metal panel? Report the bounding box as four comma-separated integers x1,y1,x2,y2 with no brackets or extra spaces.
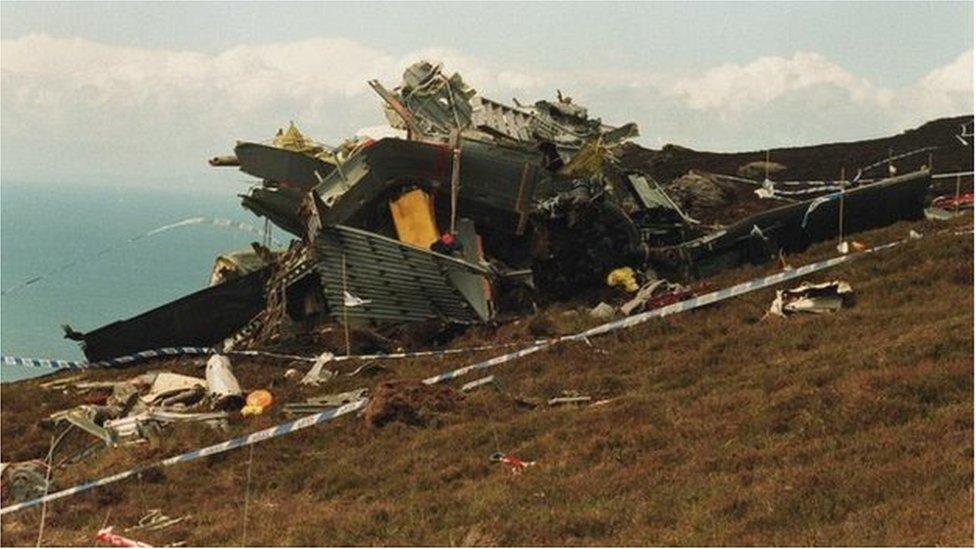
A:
312,225,492,324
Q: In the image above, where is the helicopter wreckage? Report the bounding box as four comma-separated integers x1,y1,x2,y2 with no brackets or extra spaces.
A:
67,60,932,362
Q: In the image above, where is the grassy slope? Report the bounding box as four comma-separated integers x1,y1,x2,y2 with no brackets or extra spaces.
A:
1,215,972,546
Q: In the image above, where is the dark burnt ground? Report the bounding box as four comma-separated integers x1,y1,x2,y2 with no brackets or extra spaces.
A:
1,213,971,546
616,115,974,184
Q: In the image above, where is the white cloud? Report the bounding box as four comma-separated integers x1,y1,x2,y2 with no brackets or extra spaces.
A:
668,52,883,114
665,49,973,126
896,49,973,123
0,34,971,185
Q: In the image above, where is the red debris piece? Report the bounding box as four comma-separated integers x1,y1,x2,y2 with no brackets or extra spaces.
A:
490,452,536,474
95,527,152,547
931,193,974,210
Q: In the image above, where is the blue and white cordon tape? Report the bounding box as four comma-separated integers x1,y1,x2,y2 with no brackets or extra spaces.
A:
2,347,215,371
0,399,368,516
421,239,902,385
1,342,546,372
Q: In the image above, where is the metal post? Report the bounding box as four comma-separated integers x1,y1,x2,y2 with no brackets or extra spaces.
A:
342,254,351,357
838,167,846,248
955,174,962,215
449,129,462,234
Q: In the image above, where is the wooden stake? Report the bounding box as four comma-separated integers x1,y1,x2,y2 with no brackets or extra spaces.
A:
765,150,771,181
35,435,55,547
838,167,846,246
955,174,962,215
449,128,462,234
241,445,255,547
341,253,351,357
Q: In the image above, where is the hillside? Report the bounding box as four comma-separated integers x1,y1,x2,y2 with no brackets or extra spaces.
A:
1,212,972,546
616,115,974,184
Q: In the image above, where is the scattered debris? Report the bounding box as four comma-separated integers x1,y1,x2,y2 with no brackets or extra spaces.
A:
300,352,336,387
460,375,500,393
241,390,274,416
283,388,369,416
127,509,190,533
767,281,855,318
548,395,592,407
95,526,152,547
931,192,974,210
205,355,244,411
489,452,536,474
345,361,388,378
924,207,966,221
589,302,617,320
606,267,640,293
283,368,301,381
39,374,86,391
141,373,206,405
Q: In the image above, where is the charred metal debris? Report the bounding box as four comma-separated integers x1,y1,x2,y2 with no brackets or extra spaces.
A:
67,60,938,361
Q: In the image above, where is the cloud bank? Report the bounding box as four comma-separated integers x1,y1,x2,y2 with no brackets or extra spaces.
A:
1,34,971,186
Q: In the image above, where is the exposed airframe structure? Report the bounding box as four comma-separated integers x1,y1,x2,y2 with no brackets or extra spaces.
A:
68,60,932,362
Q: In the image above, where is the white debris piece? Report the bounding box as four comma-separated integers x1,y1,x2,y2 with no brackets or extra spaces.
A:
140,373,206,404
343,291,372,307
205,354,244,410
301,352,336,386
767,280,854,318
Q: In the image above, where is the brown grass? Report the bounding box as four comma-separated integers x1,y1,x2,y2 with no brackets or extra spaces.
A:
1,215,972,546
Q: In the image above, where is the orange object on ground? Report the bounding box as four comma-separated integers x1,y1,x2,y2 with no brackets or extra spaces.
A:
246,389,273,409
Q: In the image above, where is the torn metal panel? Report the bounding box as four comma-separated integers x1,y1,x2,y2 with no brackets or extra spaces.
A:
311,224,493,324
240,186,306,236
314,137,547,235
72,267,270,362
283,388,369,415
233,141,336,190
381,60,638,151
105,411,230,444
767,280,854,317
394,60,476,135
652,170,931,279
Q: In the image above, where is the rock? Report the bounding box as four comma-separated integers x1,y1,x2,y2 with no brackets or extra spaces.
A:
363,380,462,429
665,170,736,219
737,160,786,180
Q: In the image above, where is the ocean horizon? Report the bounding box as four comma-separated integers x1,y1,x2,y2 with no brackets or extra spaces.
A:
0,180,276,382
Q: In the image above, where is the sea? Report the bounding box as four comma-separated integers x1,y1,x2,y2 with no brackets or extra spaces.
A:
1,181,275,382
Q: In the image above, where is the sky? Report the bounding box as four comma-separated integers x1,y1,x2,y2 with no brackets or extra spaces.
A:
1,1,973,189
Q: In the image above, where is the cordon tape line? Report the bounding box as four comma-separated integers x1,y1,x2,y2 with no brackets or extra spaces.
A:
1,217,282,296
1,341,553,372
0,399,369,515
2,347,216,371
421,239,904,385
